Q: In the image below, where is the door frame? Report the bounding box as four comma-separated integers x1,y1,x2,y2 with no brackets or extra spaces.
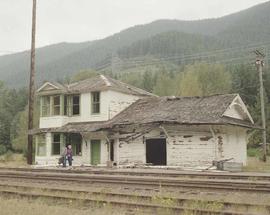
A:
145,138,167,166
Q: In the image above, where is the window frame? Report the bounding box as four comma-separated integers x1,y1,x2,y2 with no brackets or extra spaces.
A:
66,133,82,156
36,135,46,156
41,96,50,117
72,95,80,116
91,91,100,114
51,133,61,155
64,95,71,116
52,95,61,116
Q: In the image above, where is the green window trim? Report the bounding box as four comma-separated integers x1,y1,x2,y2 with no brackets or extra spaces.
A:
40,94,81,117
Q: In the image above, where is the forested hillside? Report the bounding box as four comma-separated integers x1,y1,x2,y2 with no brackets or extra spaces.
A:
1,1,270,87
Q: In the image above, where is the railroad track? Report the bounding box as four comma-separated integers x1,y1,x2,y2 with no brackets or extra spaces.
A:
0,184,265,215
0,170,270,193
0,183,269,211
0,169,269,215
0,167,270,181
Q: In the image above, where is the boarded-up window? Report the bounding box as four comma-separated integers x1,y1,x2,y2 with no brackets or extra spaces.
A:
41,96,50,117
36,135,46,156
53,96,61,115
72,95,80,115
91,92,100,114
52,134,61,155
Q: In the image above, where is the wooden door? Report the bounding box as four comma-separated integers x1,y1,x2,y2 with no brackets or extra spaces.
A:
91,140,101,165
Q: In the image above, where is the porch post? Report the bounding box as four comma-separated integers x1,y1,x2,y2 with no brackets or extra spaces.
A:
116,137,120,166
46,132,52,159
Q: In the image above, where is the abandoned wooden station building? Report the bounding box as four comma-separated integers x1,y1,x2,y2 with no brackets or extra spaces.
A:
32,75,255,168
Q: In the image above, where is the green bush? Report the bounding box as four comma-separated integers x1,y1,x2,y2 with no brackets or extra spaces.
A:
0,145,7,156
247,148,260,157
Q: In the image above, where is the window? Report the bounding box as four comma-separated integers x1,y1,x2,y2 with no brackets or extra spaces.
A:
64,95,69,116
53,96,61,115
72,95,80,115
41,96,50,117
91,92,100,114
52,133,61,155
66,134,82,156
36,135,46,156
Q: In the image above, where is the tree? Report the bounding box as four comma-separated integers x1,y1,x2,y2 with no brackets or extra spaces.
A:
229,64,259,106
70,70,98,83
153,73,176,96
142,71,155,92
10,102,39,153
175,68,202,96
176,63,232,96
0,82,28,153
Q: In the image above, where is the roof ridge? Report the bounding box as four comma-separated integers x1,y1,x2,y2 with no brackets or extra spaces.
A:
100,74,112,87
164,93,238,100
105,76,156,96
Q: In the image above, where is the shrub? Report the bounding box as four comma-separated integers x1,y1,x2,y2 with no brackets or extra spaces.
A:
247,147,260,157
0,144,7,156
3,150,14,161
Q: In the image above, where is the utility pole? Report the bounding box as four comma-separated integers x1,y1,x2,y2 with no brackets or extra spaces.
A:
254,50,267,162
27,0,37,165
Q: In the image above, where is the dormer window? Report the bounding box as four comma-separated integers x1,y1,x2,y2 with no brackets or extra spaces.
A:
91,92,100,114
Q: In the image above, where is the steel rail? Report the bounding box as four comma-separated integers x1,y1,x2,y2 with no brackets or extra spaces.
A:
0,183,269,211
0,171,270,193
0,189,258,215
0,167,270,181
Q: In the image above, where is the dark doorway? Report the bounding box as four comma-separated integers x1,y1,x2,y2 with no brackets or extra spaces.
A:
146,138,167,165
110,140,114,161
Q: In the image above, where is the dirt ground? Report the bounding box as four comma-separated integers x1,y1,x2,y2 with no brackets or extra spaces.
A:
0,196,130,215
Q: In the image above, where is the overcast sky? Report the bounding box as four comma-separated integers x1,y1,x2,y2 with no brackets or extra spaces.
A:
0,0,268,55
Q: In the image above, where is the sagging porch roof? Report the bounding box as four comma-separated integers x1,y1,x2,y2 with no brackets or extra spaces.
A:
31,94,259,135
107,94,256,128
29,121,107,135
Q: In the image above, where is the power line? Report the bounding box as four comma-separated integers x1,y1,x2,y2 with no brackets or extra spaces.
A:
95,42,270,72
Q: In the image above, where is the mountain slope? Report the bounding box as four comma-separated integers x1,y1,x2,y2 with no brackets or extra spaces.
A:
1,1,270,87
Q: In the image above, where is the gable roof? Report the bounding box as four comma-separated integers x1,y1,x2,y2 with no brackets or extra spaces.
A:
108,94,255,128
37,75,154,96
223,94,254,124
36,81,67,93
